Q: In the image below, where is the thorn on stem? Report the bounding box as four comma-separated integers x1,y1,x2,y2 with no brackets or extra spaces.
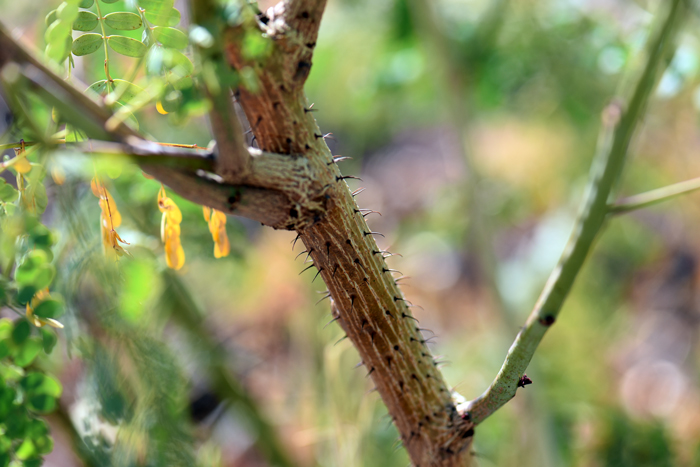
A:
336,175,362,182
334,335,348,346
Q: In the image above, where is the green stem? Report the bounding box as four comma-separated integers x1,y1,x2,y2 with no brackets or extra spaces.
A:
94,0,112,87
465,0,686,426
609,176,700,214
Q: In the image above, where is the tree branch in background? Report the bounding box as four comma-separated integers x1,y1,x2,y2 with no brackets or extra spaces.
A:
465,0,687,425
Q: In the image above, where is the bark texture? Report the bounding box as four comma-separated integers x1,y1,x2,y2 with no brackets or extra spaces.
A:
225,2,474,465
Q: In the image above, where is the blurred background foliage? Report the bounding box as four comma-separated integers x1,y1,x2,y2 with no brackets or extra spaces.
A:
1,0,700,466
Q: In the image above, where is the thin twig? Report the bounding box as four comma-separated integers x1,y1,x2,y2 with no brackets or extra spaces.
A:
465,0,687,425
189,0,251,182
609,176,700,214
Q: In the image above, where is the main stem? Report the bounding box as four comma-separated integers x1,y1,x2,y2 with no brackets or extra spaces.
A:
224,2,474,464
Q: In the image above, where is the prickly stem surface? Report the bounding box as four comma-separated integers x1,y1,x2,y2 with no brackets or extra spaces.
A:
225,2,473,464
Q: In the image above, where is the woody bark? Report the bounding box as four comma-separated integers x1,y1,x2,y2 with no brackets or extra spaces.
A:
225,1,474,465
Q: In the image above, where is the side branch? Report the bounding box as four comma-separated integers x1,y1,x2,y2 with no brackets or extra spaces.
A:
610,175,700,214
189,0,251,182
465,0,686,425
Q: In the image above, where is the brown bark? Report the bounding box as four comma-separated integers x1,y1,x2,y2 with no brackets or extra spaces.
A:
225,2,474,464
0,0,476,462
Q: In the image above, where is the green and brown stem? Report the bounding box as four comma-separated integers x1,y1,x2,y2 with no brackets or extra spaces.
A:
465,0,687,425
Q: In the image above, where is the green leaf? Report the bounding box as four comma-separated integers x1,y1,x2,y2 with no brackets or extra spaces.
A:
15,439,36,461
21,372,63,398
145,7,180,27
164,49,194,74
15,249,50,287
73,11,99,31
4,407,28,438
40,329,57,354
160,85,182,113
110,79,144,103
0,364,24,384
140,0,175,26
29,223,54,249
104,12,142,30
57,2,79,22
107,35,147,58
0,387,17,419
87,79,108,97
79,0,94,7
0,180,18,202
45,10,57,27
0,340,10,360
26,418,49,439
72,33,103,56
30,183,48,214
28,394,57,413
33,264,55,291
32,299,64,320
14,338,42,367
45,20,71,47
101,0,120,3
33,435,54,455
11,319,31,345
17,286,37,305
153,26,188,49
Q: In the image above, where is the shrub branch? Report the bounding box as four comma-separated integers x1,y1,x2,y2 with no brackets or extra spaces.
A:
465,0,687,425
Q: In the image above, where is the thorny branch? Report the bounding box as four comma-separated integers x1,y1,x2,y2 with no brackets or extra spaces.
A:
2,0,691,464
226,1,477,465
465,0,688,425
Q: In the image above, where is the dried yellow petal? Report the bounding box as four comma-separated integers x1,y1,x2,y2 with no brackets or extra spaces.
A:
214,226,230,258
164,223,185,270
205,208,229,258
160,186,185,269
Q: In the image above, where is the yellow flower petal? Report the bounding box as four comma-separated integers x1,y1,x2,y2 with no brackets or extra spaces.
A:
214,229,230,258
202,206,211,223
158,197,182,224
164,223,185,270
14,157,32,174
51,167,66,185
156,101,169,115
